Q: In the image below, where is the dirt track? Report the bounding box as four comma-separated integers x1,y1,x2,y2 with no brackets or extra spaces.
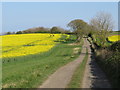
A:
39,38,88,88
81,39,111,88
39,38,111,88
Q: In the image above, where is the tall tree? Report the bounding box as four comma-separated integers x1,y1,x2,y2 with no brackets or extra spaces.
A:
90,11,114,46
90,11,114,31
67,19,88,42
50,26,63,34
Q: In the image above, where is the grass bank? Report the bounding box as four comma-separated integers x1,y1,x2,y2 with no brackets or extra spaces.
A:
2,35,83,88
67,48,88,88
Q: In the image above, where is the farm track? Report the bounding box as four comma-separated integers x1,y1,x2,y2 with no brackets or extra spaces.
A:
81,39,111,88
39,38,111,88
39,38,88,88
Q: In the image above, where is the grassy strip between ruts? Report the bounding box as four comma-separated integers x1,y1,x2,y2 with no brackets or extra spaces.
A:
67,48,88,88
2,35,83,88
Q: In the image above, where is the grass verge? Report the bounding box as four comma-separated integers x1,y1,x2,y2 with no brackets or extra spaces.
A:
67,48,88,88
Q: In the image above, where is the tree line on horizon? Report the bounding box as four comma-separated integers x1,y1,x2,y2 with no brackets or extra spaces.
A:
5,11,118,46
5,26,72,35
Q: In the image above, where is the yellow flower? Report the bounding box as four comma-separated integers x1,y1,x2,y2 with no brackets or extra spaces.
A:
108,35,120,42
0,33,61,58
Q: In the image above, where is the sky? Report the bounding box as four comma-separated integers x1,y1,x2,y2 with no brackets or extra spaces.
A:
2,2,118,33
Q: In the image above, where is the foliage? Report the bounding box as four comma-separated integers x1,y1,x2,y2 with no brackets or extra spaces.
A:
64,30,72,34
108,41,120,52
22,27,50,33
6,32,12,35
95,41,120,88
50,26,65,34
16,31,22,34
90,11,114,31
90,11,114,46
67,19,88,42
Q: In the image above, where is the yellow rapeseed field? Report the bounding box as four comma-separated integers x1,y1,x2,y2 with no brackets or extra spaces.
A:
108,35,120,42
0,33,61,58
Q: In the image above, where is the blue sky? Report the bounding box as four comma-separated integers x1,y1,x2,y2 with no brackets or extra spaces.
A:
2,2,118,33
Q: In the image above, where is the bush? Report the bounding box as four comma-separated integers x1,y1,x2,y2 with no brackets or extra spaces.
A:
6,32,11,35
50,26,65,34
95,41,120,88
109,41,120,52
16,31,22,34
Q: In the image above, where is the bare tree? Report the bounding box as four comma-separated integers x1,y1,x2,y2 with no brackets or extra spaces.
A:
90,11,114,31
90,11,114,46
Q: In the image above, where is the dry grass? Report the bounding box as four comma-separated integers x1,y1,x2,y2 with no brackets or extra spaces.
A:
73,47,80,55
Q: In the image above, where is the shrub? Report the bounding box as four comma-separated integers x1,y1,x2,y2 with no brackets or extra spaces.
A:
109,41,120,52
95,41,120,88
6,32,11,35
16,31,22,34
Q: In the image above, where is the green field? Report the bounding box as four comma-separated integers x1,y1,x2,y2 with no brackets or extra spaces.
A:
2,35,83,88
110,31,120,35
